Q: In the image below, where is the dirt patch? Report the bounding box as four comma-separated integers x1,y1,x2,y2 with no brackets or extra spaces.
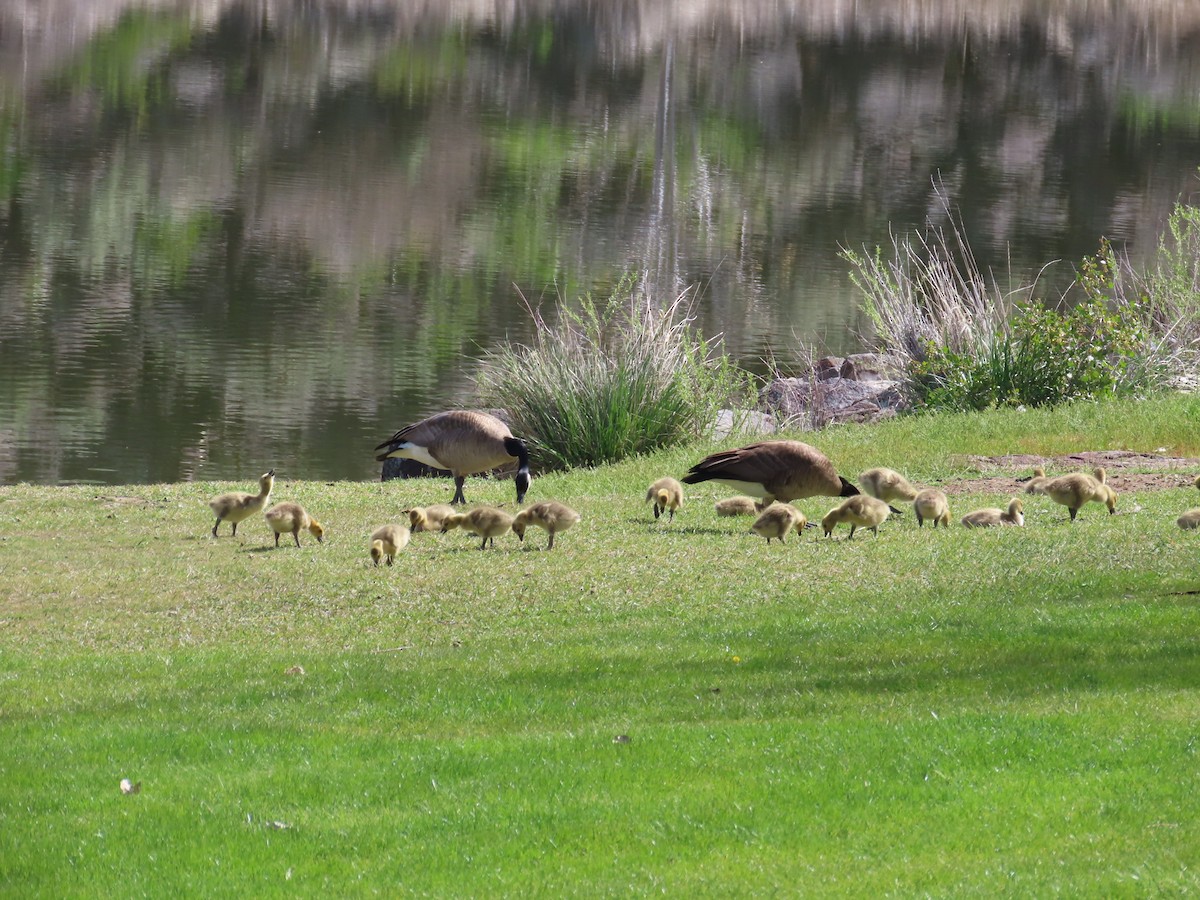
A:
940,450,1200,496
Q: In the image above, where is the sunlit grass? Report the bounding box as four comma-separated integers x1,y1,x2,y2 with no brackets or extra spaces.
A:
2,394,1200,894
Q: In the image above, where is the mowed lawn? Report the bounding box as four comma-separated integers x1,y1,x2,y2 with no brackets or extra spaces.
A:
3,395,1200,896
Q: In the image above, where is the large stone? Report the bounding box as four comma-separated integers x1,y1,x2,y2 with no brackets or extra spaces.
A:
761,375,907,429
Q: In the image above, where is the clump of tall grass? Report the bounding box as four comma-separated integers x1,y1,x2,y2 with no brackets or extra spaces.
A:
840,186,1197,411
476,279,754,469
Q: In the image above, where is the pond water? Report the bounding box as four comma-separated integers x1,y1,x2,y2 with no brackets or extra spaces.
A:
1,0,1198,484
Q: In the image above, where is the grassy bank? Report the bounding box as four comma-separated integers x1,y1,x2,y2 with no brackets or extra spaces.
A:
3,394,1200,895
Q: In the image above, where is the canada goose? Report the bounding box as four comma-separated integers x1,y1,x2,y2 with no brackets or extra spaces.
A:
715,496,766,517
821,495,891,539
912,488,950,528
646,477,684,521
441,506,515,549
1042,467,1116,521
264,501,325,548
1022,467,1050,495
859,467,920,502
961,498,1024,528
750,504,806,544
374,411,531,505
683,440,858,505
369,524,410,566
208,470,274,537
405,504,456,533
512,501,581,550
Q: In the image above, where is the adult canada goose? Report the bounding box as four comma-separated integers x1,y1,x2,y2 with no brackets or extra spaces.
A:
405,504,456,533
1042,467,1116,521
441,506,515,550
859,467,920,502
369,524,410,566
750,503,806,544
646,477,684,521
821,495,891,539
912,488,951,528
961,498,1024,528
512,501,581,550
714,496,766,517
683,440,858,505
1022,467,1050,495
374,411,531,506
264,501,325,548
208,470,274,537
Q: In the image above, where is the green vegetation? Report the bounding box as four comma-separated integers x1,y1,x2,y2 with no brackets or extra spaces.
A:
3,394,1200,894
846,196,1200,411
476,280,754,469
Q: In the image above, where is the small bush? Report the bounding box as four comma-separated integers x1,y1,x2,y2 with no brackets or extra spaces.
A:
476,279,754,469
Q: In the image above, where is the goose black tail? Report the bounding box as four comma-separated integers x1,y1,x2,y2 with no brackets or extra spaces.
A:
839,477,860,497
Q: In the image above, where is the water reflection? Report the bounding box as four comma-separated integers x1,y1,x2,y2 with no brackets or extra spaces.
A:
0,0,1198,484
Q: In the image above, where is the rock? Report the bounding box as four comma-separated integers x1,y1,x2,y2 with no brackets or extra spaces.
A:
761,375,907,429
712,408,777,438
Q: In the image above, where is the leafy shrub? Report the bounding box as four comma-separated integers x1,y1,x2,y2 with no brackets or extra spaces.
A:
475,279,754,469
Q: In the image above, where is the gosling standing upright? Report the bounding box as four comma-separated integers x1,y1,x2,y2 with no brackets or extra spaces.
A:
264,501,325,548
369,524,411,566
208,470,274,537
750,504,806,544
683,440,858,505
1042,467,1117,521
512,501,581,550
912,488,951,528
859,467,920,503
821,495,891,539
646,477,684,522
374,411,531,506
441,506,515,550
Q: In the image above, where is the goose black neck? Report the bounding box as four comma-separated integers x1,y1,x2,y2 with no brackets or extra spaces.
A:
504,437,530,471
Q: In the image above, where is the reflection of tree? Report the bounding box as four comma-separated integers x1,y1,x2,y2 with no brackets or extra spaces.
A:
0,1,1199,482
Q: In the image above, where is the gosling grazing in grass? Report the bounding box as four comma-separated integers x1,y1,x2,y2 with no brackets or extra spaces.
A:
821,495,891,539
646,477,684,521
1042,466,1117,521
405,504,456,533
369,524,410,566
750,504,806,544
1175,475,1200,529
961,498,1025,528
264,501,325,548
512,501,581,550
683,440,858,505
1022,466,1050,495
912,488,951,528
859,467,920,503
715,496,766,517
441,506,515,550
374,410,531,505
208,470,274,537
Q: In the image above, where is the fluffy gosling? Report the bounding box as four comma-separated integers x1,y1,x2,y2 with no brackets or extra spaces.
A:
646,477,684,521
369,524,411,566
750,503,806,544
1042,466,1116,521
405,504,456,533
1175,475,1200,529
441,506,515,550
208,470,274,537
715,496,766,517
961,497,1025,528
821,495,891,539
264,501,324,548
1023,466,1050,495
912,488,951,528
512,501,581,550
859,467,920,502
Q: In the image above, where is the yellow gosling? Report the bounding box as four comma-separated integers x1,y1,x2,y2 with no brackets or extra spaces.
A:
1042,466,1116,521
859,467,920,502
821,495,891,539
1023,466,1050,495
646,477,684,522
750,504,806,544
961,498,1025,528
512,501,581,550
1178,510,1200,530
441,506,515,550
715,496,766,516
405,504,456,533
208,470,274,537
912,488,951,528
264,501,324,548
369,524,410,566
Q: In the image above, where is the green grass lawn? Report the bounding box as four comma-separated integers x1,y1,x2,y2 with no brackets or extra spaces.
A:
3,395,1200,895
